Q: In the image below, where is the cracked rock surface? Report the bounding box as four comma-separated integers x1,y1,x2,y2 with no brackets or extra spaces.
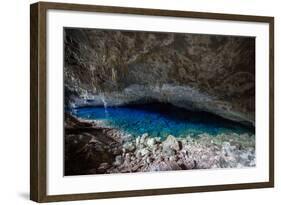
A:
64,28,255,125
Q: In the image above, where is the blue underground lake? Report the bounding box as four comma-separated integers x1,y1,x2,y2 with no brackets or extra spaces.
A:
71,103,254,139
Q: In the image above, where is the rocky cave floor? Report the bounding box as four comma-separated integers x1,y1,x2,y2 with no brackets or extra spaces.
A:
64,113,255,176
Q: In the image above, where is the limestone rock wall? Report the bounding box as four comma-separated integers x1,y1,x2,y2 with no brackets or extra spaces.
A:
64,28,255,125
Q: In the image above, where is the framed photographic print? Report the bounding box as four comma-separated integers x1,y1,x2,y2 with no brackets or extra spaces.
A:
30,1,274,202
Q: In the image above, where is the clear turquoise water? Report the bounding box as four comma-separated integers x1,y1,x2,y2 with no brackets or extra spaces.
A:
71,104,254,139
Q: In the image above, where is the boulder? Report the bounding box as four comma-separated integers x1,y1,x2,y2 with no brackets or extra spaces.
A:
135,136,141,146
140,133,149,144
123,141,135,152
139,148,150,156
146,138,156,148
162,135,180,153
182,159,196,169
150,161,182,171
97,162,110,173
114,155,124,166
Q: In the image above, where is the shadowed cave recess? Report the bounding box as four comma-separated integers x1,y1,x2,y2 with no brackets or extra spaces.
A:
64,28,256,175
